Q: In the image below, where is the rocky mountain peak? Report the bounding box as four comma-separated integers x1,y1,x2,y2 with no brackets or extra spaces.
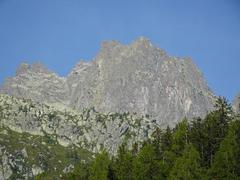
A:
100,40,121,50
16,62,30,75
31,62,51,73
131,36,152,47
1,62,68,105
16,62,51,76
130,38,167,62
68,60,91,76
0,37,216,128
96,40,123,62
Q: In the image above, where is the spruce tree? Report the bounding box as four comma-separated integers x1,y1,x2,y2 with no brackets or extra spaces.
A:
161,126,172,152
169,144,202,180
209,121,240,179
133,143,163,180
171,119,189,156
113,144,134,180
89,150,111,180
191,97,233,167
157,126,173,178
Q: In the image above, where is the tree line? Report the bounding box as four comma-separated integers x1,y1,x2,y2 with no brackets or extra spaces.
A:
64,97,240,180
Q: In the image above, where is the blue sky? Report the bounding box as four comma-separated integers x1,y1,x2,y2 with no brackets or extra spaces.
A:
0,0,239,101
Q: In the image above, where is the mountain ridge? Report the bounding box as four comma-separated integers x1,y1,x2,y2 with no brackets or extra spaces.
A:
0,37,216,128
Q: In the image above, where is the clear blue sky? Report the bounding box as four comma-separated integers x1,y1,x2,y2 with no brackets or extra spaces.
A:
0,0,239,101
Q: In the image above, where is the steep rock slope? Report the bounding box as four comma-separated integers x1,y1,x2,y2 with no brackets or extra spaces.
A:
0,63,69,105
0,125,92,179
0,37,215,127
0,94,156,154
70,38,215,127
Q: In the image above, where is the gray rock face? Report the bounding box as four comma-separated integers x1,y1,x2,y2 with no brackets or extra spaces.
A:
0,145,33,179
0,37,215,127
0,148,13,180
0,94,156,154
1,62,69,106
233,93,240,113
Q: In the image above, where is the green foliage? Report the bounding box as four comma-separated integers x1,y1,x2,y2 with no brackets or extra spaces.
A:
89,150,111,180
151,127,162,156
215,96,233,120
132,143,164,180
63,162,90,180
151,126,173,178
189,97,232,167
2,96,240,179
209,120,240,179
171,119,190,155
169,144,202,180
161,126,172,152
113,144,134,180
63,114,240,180
0,126,92,179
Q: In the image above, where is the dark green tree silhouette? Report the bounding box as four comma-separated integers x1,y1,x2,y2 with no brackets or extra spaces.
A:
169,144,202,180
113,144,134,180
133,143,163,180
171,119,190,156
209,120,240,179
161,126,172,152
89,150,111,180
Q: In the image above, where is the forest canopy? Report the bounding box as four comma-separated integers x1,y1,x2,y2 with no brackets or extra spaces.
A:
59,97,240,180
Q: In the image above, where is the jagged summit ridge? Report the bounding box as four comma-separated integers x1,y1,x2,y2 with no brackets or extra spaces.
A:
1,62,68,105
16,62,52,75
0,37,215,127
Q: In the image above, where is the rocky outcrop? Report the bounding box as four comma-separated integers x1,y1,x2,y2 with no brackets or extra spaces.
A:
0,148,13,180
0,94,156,154
0,37,216,128
0,62,69,106
0,121,92,179
233,93,240,114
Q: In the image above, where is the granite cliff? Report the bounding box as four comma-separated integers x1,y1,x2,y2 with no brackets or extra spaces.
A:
0,37,215,128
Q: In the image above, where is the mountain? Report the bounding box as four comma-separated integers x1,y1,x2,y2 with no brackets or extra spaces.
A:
0,62,69,106
0,93,156,178
0,37,215,128
0,37,219,179
0,94,156,154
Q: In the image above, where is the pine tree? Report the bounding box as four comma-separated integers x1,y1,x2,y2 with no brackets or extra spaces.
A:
199,99,232,167
169,144,202,180
151,127,163,159
161,126,172,152
156,120,189,178
171,119,189,156
215,96,233,120
153,126,173,178
188,97,233,168
89,150,111,180
209,121,240,179
113,144,134,180
62,162,90,180
131,142,139,157
215,96,232,137
133,143,163,180
189,117,207,167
